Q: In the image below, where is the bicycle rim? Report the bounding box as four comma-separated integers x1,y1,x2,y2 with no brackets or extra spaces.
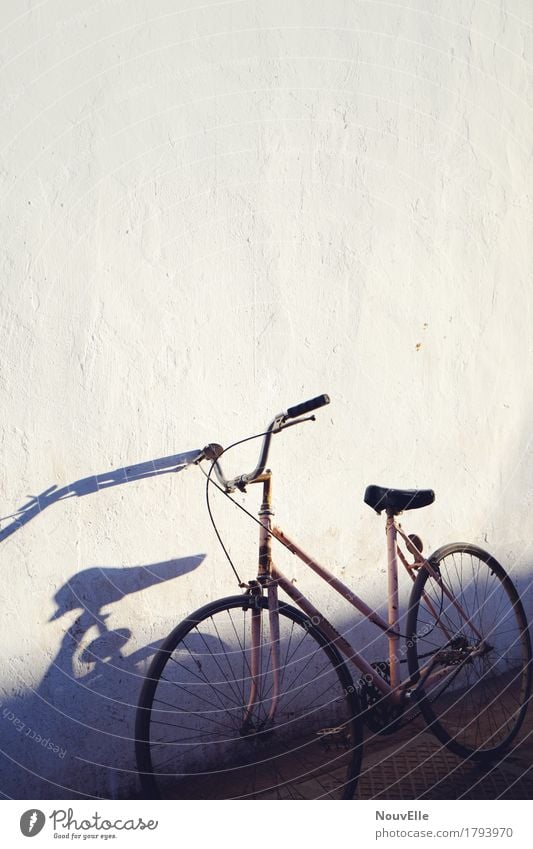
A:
136,594,363,799
406,543,532,760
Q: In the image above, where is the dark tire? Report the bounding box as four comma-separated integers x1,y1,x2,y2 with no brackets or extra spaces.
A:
136,594,363,799
406,543,532,761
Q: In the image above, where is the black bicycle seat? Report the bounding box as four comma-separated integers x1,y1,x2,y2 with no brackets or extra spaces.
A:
364,485,435,515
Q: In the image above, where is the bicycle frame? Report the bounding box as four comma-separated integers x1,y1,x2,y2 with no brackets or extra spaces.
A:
244,472,486,721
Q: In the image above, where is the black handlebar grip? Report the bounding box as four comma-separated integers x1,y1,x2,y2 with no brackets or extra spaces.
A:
286,394,330,419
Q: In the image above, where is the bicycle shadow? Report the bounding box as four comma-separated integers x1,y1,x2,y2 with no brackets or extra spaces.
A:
0,555,206,799
0,448,202,544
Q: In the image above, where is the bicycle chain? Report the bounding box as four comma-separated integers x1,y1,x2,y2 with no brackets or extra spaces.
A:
360,640,475,734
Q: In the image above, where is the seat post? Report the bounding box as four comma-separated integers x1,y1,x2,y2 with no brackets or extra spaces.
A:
385,511,401,690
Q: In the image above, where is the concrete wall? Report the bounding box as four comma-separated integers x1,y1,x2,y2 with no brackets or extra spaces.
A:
1,0,532,798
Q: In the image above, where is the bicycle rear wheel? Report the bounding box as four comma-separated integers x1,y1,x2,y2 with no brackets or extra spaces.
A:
406,543,532,761
136,594,363,799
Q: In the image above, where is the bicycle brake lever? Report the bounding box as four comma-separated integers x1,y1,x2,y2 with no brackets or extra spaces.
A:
278,415,316,432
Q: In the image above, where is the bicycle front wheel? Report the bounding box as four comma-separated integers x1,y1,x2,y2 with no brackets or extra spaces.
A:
136,594,363,799
406,543,532,761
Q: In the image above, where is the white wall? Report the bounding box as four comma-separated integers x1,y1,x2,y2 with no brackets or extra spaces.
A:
1,0,532,798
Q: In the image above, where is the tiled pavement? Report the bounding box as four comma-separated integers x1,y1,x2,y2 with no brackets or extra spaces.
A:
132,699,533,799
356,709,533,800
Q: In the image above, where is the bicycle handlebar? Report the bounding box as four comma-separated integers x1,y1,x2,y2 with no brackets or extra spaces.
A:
199,394,331,491
286,394,330,419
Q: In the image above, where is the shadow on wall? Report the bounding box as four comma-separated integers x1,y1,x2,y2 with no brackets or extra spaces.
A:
0,448,206,799
2,450,533,799
0,556,205,800
2,556,532,801
0,449,202,544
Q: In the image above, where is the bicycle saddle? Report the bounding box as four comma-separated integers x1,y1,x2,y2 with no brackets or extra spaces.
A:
364,485,435,515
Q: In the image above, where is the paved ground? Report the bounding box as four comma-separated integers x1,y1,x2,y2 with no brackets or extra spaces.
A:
133,695,533,800
356,703,533,800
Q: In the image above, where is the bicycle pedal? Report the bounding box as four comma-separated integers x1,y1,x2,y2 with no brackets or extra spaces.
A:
316,726,344,737
315,727,348,748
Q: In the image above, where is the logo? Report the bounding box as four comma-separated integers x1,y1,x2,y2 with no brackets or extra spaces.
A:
20,809,46,837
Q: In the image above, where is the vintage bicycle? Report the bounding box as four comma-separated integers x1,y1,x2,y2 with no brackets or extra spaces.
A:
135,394,532,799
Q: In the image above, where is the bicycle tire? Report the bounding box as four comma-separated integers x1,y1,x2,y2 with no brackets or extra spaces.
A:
135,594,363,799
406,543,532,761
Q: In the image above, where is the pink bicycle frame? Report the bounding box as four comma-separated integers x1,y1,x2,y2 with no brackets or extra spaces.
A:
242,473,486,722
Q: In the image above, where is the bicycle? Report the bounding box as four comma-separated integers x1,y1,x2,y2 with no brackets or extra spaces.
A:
135,394,532,800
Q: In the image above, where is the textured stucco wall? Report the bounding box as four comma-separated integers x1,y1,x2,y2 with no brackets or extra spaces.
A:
1,0,532,798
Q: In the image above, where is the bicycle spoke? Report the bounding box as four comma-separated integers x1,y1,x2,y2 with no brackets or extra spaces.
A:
166,649,244,711
138,597,361,799
407,544,531,760
158,673,243,720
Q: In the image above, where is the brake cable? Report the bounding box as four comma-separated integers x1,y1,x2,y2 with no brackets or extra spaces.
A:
199,428,326,587
200,429,270,587
200,435,466,732
200,430,446,645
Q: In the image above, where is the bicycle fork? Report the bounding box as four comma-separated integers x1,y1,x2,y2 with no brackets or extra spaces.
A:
241,474,281,732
